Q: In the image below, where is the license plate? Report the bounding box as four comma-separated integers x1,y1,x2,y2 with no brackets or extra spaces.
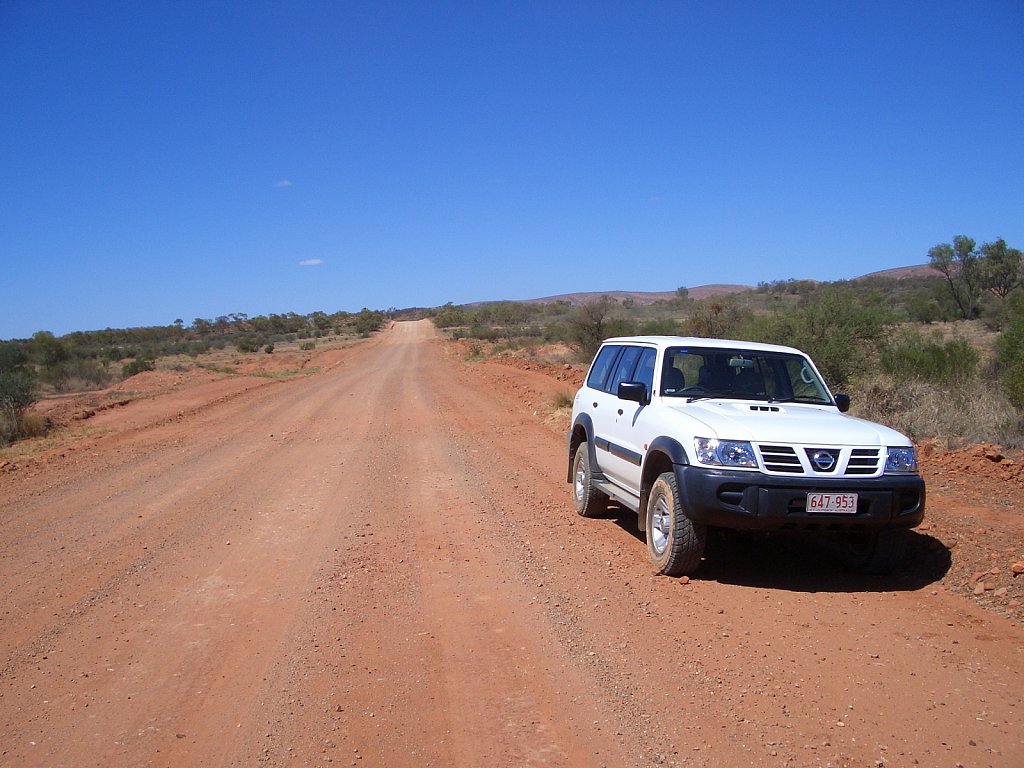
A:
807,492,858,513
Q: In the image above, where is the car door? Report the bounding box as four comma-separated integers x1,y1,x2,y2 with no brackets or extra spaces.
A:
602,346,657,494
585,344,650,492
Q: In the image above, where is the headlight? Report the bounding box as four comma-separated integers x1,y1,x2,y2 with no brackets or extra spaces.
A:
885,446,918,473
694,438,757,468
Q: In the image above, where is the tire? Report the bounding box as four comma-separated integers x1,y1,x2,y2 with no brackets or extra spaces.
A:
838,531,908,575
646,472,706,576
571,441,609,518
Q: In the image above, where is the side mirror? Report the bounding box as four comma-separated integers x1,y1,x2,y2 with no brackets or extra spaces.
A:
834,393,851,413
618,381,650,406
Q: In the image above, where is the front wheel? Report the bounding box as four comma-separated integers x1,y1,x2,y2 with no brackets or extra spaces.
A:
572,441,608,518
646,472,706,576
838,531,909,575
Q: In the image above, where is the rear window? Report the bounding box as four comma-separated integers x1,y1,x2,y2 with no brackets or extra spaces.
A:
585,345,621,391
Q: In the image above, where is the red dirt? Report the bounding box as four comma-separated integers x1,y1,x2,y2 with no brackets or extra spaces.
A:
2,320,1022,768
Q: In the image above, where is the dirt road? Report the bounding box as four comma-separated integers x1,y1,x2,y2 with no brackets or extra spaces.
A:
1,320,1022,767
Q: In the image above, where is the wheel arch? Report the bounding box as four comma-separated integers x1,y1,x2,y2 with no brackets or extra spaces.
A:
567,413,596,483
639,436,689,517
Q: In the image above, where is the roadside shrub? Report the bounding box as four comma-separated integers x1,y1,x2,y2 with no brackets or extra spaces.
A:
235,337,261,353
638,318,682,335
0,410,16,446
431,302,465,329
0,371,39,446
0,369,37,413
1,343,39,446
683,298,752,339
353,308,386,336
17,412,49,439
879,330,979,388
300,341,316,351
854,373,1020,446
122,357,156,378
997,313,1024,409
264,344,275,354
744,286,890,390
551,391,574,410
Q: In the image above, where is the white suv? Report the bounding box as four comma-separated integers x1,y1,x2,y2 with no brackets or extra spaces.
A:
568,336,925,576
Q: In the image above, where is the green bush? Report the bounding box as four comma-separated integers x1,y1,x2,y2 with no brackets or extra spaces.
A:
122,357,156,378
879,330,979,388
997,314,1024,409
1,343,40,446
743,286,890,390
353,308,386,336
0,369,37,413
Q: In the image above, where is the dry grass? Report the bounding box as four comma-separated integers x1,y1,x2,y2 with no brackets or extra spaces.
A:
853,374,1022,447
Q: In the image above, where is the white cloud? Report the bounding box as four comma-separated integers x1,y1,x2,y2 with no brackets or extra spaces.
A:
298,259,324,267
273,179,293,188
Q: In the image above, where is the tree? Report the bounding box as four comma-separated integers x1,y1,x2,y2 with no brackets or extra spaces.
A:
928,235,982,319
568,296,617,357
980,237,1023,300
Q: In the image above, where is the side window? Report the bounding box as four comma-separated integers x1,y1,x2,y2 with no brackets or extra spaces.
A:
609,346,644,393
634,348,657,395
586,345,621,391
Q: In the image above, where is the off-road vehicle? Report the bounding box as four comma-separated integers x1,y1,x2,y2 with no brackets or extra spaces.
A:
568,336,925,575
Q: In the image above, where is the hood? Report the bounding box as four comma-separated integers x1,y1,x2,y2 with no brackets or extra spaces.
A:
668,400,912,446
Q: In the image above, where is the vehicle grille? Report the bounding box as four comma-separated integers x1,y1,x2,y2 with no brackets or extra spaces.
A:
756,445,882,476
758,445,802,473
846,448,881,475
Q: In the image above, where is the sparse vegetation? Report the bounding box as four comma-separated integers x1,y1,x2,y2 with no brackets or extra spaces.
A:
429,243,1023,446
3,245,1020,449
0,306,399,445
0,342,39,446
122,357,156,379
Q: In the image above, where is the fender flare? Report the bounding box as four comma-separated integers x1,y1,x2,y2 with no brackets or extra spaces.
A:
646,434,690,467
639,435,690,512
567,413,597,483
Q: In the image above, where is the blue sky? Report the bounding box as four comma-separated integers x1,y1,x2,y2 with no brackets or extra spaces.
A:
2,1,1022,339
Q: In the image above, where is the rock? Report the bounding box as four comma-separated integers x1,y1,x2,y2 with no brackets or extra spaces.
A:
1010,562,1024,576
973,582,986,596
993,587,1008,598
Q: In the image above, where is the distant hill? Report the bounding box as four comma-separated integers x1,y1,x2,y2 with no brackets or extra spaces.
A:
515,264,940,307
855,263,940,281
522,284,751,307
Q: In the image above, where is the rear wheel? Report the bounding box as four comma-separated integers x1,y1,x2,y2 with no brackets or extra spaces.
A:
572,441,608,518
646,472,706,576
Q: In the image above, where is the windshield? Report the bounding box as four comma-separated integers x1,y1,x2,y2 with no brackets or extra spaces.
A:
660,347,833,405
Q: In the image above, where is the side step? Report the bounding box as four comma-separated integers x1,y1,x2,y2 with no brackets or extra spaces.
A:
594,480,641,514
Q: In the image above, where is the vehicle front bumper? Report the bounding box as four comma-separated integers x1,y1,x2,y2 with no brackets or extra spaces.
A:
675,465,925,532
